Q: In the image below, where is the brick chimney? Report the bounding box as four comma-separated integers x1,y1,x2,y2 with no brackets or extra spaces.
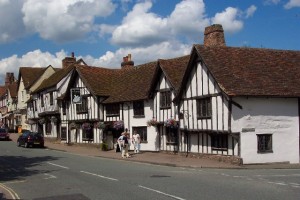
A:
62,52,76,68
121,54,134,69
5,72,15,86
204,24,226,47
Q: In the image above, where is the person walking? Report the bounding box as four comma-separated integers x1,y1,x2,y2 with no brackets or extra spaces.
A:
117,133,124,153
121,129,130,158
132,130,141,153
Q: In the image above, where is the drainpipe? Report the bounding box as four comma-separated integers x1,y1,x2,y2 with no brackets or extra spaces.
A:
185,126,188,157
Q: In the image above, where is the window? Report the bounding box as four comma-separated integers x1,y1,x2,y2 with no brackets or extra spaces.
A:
133,101,144,116
132,126,147,142
197,97,212,118
62,102,67,115
46,122,52,135
82,128,93,141
211,134,228,150
50,92,54,105
160,91,171,109
41,94,44,107
34,100,37,111
106,103,119,116
61,127,67,140
21,91,24,101
166,127,178,144
76,96,88,113
257,134,273,153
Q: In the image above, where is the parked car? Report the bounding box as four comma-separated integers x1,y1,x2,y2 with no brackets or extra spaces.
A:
0,128,9,141
17,131,44,148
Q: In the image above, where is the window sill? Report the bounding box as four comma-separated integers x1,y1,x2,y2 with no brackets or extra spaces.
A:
257,150,273,154
212,148,228,151
83,139,94,141
106,114,119,117
166,142,178,145
77,111,88,114
133,115,145,118
197,116,212,120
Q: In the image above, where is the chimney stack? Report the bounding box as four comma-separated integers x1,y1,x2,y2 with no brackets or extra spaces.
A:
204,24,226,47
62,52,76,68
121,54,134,69
5,72,15,86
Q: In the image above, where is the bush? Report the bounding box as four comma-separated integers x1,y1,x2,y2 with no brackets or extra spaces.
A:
100,143,108,151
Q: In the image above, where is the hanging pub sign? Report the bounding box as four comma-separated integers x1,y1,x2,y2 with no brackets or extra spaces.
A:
71,88,82,104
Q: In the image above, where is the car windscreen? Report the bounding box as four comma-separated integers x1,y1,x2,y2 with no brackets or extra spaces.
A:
32,132,43,137
0,129,7,133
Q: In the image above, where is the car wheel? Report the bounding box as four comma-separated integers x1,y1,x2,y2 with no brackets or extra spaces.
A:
25,142,29,148
17,141,21,147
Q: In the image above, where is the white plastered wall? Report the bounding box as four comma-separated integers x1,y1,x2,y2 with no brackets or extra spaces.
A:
232,97,299,164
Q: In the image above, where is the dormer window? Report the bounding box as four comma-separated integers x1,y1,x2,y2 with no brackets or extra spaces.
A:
76,96,88,113
160,90,171,109
197,97,212,119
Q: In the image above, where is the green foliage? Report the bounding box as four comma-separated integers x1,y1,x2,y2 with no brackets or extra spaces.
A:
100,143,108,151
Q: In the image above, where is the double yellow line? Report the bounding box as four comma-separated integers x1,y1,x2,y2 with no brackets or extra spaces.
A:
0,182,20,199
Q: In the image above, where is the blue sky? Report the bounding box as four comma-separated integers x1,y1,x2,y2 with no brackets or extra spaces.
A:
0,0,300,83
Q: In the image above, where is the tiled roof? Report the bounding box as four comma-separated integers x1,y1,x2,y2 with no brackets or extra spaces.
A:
19,67,47,89
76,65,118,97
158,55,190,92
193,45,300,97
105,62,157,103
0,86,6,97
77,62,157,103
7,82,18,98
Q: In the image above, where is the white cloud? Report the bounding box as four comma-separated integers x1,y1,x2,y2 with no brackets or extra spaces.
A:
22,0,116,43
85,41,191,68
0,50,67,83
245,5,257,18
168,0,209,39
0,0,26,43
284,0,300,9
109,0,211,47
110,1,169,47
211,7,244,34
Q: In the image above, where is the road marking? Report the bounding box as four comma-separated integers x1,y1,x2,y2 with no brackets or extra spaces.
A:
233,176,246,178
44,173,57,179
289,183,300,186
0,183,20,199
3,180,26,184
47,162,69,169
221,173,230,176
268,181,287,186
80,171,118,181
139,185,186,200
291,185,300,188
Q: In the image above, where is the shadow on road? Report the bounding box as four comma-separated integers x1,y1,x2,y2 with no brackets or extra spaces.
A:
0,154,59,182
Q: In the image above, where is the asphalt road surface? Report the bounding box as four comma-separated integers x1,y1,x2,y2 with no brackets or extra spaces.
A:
1,140,300,200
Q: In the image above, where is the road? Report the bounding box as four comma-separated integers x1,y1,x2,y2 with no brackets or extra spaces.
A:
1,140,300,200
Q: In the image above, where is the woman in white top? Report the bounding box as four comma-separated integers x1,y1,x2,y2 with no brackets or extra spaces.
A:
132,131,141,153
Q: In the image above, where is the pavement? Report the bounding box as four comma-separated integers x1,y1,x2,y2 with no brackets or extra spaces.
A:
1,133,300,199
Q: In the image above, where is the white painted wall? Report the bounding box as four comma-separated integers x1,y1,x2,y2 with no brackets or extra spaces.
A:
232,97,299,164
